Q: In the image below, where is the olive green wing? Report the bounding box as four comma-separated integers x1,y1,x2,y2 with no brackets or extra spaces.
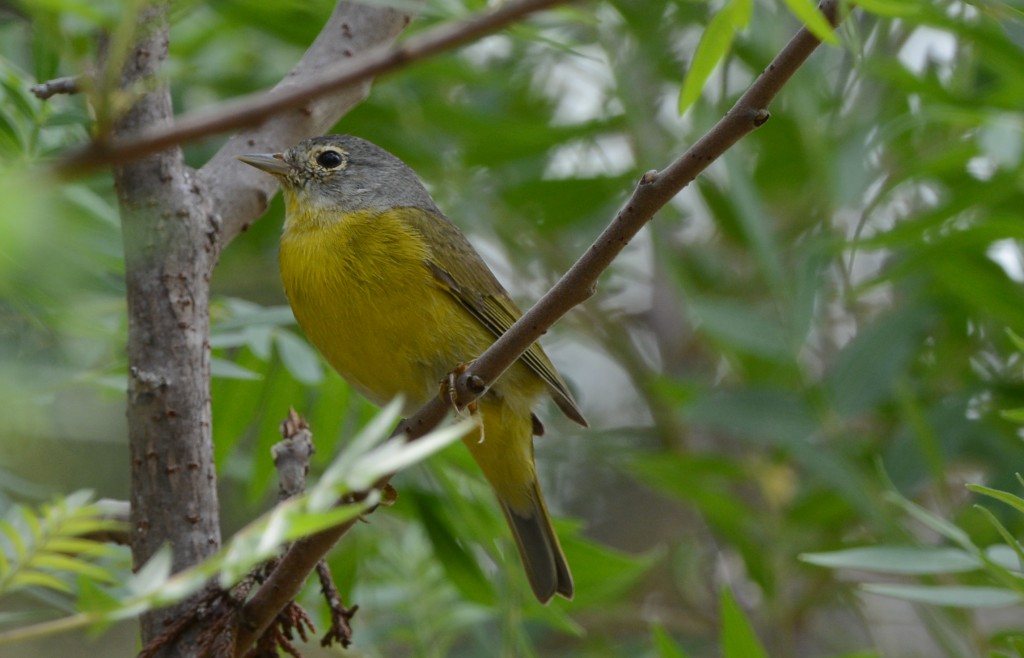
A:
405,209,587,427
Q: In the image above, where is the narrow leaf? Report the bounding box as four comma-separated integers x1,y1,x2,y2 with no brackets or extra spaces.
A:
127,547,173,598
11,570,71,592
652,623,693,658
861,584,1022,608
852,0,922,16
275,330,323,384
782,0,839,44
721,587,769,658
800,547,980,575
969,483,1024,515
210,357,263,381
1000,408,1024,423
884,493,972,548
0,519,27,561
1007,328,1024,353
30,554,115,582
678,0,751,115
347,419,474,489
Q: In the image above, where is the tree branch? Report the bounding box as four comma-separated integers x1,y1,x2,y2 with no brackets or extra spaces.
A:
30,75,81,99
54,0,569,179
230,0,846,650
198,1,416,249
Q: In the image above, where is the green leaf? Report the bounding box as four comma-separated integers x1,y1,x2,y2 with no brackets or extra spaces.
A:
11,570,71,592
884,493,973,549
968,483,1024,516
76,575,122,614
213,302,296,331
45,536,120,556
1001,408,1024,424
413,491,495,605
980,532,1024,575
210,357,263,381
800,546,981,574
30,554,115,582
1007,328,1024,354
559,529,656,606
345,420,474,491
824,307,921,416
274,330,324,385
851,0,922,16
861,584,1022,608
244,325,274,360
280,504,370,544
21,506,42,543
652,623,693,658
313,397,404,508
688,296,791,359
721,587,769,658
781,0,839,45
678,0,752,115
127,547,173,598
0,518,27,562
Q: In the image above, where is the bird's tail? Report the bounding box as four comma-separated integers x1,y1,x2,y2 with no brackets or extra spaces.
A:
462,396,574,603
498,481,574,603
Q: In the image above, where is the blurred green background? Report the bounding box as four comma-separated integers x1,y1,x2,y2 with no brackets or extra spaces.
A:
3,0,1024,656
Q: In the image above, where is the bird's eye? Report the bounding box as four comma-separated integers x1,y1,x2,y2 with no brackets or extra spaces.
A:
316,149,344,169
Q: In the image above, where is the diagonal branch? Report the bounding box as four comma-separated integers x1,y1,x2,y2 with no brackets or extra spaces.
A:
230,0,846,651
197,1,416,249
54,0,569,179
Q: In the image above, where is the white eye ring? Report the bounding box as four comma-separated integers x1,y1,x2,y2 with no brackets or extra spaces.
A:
315,149,345,169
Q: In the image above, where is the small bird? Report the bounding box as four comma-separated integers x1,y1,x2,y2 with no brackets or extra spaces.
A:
238,135,587,603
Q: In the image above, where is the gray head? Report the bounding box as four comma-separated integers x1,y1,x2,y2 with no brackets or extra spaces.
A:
238,135,440,215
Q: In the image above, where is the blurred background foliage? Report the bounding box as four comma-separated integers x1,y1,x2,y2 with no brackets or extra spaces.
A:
2,0,1024,656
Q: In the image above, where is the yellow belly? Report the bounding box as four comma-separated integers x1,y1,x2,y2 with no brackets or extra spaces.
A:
278,207,539,416
280,204,548,515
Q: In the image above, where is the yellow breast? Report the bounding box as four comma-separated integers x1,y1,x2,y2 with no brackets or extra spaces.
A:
278,204,498,413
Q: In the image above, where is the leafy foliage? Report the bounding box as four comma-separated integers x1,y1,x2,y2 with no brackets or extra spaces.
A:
0,491,124,599
0,402,472,646
2,0,1024,655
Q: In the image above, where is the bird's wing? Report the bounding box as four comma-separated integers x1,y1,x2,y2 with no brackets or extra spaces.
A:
405,210,587,427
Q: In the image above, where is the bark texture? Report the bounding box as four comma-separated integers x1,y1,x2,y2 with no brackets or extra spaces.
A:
112,5,220,654
110,2,416,655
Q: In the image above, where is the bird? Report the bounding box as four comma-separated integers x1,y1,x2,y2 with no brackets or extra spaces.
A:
238,135,587,602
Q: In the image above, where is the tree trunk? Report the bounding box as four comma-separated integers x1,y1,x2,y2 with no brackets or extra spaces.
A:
112,5,220,654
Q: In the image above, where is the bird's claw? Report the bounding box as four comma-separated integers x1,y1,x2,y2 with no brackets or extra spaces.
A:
439,363,484,442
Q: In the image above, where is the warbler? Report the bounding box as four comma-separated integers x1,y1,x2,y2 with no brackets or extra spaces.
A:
238,135,587,603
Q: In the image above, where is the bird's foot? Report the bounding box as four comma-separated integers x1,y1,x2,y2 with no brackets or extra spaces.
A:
439,362,485,442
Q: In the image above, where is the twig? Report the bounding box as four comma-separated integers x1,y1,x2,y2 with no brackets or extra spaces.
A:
200,1,416,252
142,411,322,657
30,75,81,99
273,408,315,500
54,0,570,174
316,560,358,648
229,1,846,651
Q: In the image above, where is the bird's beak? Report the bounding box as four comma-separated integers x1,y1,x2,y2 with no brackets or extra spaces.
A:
236,152,291,176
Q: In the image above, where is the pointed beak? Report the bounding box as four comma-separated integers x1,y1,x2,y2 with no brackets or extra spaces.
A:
236,152,291,176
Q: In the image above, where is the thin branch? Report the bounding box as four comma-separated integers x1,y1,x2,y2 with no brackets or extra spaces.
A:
30,75,81,99
199,1,417,248
273,408,315,500
419,0,846,432
54,0,569,176
229,1,846,651
316,560,357,648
